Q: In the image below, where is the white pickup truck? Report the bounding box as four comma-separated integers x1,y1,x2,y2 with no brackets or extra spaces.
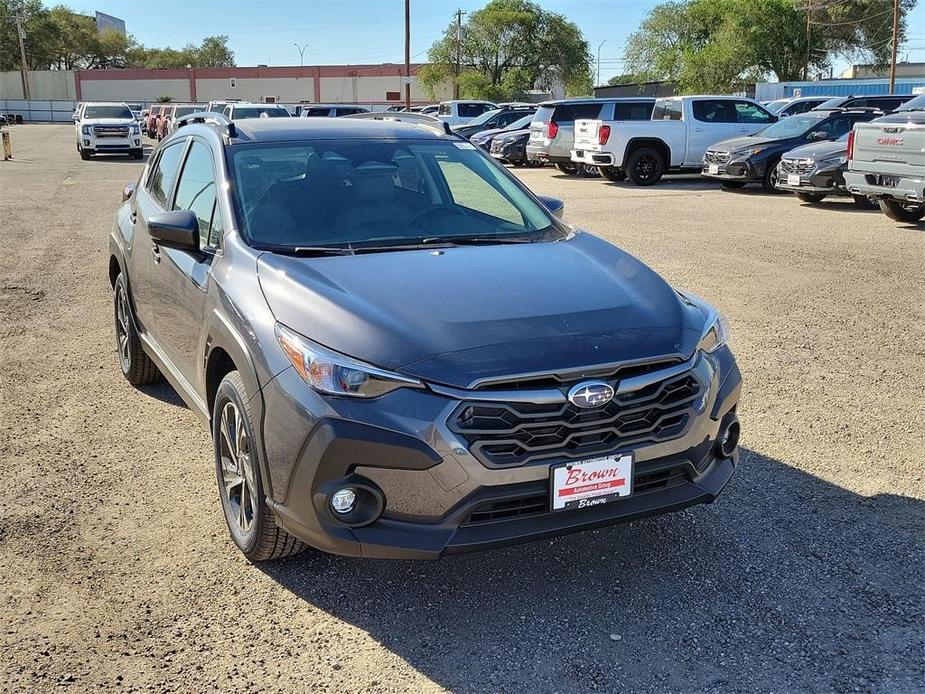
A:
570,95,776,185
843,94,925,223
75,102,143,160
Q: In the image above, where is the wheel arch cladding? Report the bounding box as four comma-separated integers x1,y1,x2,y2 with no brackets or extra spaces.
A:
108,255,122,288
626,137,670,165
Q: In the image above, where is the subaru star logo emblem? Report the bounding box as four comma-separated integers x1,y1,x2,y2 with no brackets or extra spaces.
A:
567,380,615,409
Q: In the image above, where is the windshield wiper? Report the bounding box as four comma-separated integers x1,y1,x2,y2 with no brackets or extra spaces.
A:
256,243,353,257
420,234,536,245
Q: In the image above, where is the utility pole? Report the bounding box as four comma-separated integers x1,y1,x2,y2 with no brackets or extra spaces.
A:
888,0,900,94
293,43,309,68
803,5,811,81
453,8,465,100
596,40,606,87
404,0,411,111
15,16,31,100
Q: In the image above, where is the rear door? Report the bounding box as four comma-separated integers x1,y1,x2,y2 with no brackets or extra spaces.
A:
687,99,740,165
130,140,187,331
734,100,774,135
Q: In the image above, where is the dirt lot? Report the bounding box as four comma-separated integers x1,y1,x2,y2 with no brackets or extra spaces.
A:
1,124,923,693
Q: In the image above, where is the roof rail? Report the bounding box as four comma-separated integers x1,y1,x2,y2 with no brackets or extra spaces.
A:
175,111,237,138
342,110,453,134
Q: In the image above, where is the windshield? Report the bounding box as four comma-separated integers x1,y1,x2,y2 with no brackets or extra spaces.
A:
815,97,844,110
465,109,503,127
232,107,290,120
174,106,199,117
754,112,828,139
229,139,556,249
504,114,535,131
898,94,925,111
84,105,133,119
765,100,789,114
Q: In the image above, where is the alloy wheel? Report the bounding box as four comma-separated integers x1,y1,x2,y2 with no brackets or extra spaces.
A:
218,401,258,534
635,154,658,183
115,285,131,370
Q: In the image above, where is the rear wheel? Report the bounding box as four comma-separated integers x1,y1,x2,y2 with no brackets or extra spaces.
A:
720,181,745,189
796,192,826,203
851,194,877,210
214,371,306,561
555,162,578,175
625,147,665,186
113,273,160,386
600,166,626,182
879,198,925,223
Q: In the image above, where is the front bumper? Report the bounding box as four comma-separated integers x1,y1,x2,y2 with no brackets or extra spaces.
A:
701,157,764,183
260,348,742,559
775,165,848,195
844,170,925,204
491,141,526,163
571,148,614,166
81,134,142,152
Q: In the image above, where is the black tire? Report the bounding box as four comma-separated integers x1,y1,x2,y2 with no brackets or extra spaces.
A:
600,166,626,182
851,194,877,210
720,181,746,189
625,147,665,186
796,192,827,203
879,198,925,223
762,161,784,193
113,273,161,386
555,162,578,175
80,148,92,160
213,371,306,562
576,163,601,177
131,149,143,160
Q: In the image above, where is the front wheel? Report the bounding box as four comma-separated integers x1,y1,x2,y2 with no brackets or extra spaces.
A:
555,162,578,175
80,148,92,160
879,198,925,223
625,147,665,186
796,192,826,204
762,161,784,193
214,371,306,561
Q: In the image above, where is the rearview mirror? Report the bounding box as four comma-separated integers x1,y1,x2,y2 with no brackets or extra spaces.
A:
537,195,565,219
148,210,199,252
122,182,136,202
808,130,830,142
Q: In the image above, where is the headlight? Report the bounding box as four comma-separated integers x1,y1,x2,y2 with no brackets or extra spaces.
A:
275,324,422,398
130,124,139,134
678,292,730,353
81,125,91,134
735,148,764,157
816,155,847,168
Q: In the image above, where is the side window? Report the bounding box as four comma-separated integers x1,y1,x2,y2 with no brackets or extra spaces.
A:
735,101,772,123
613,102,654,120
818,117,852,139
438,103,450,116
147,142,186,208
459,103,490,118
173,140,220,248
222,106,231,117
553,103,603,123
692,100,736,123
652,100,682,121
498,112,519,127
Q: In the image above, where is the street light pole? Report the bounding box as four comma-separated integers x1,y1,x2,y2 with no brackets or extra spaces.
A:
596,40,606,87
293,43,309,68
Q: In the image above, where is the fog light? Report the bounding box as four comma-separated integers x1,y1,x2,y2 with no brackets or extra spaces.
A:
716,418,740,458
330,488,356,514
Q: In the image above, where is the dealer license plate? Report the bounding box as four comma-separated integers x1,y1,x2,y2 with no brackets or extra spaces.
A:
787,174,801,187
551,454,633,512
708,164,719,175
878,175,900,188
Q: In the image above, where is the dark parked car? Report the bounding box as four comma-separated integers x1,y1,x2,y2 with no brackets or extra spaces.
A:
764,96,832,118
774,132,877,207
489,127,535,165
451,107,536,139
470,113,536,151
109,115,741,561
811,94,914,114
702,108,882,191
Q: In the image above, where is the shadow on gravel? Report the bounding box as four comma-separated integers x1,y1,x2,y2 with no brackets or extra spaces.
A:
259,448,924,693
138,381,187,409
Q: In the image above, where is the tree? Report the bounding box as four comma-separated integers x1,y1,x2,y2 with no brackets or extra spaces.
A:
420,0,591,101
195,35,234,68
624,0,917,93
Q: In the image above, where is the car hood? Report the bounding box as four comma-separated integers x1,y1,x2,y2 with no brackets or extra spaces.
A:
712,135,795,153
82,118,135,126
257,233,704,388
784,140,846,160
472,127,505,141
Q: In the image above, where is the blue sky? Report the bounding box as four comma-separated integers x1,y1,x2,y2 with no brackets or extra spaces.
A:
69,0,925,84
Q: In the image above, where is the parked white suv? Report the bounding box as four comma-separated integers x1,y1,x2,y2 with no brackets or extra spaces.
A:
571,96,776,185
75,102,143,160
437,100,497,126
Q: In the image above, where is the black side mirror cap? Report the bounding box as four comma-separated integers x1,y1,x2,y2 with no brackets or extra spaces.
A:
122,182,136,203
148,210,199,251
537,195,565,219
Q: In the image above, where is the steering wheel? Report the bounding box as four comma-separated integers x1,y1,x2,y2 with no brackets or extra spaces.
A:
409,204,468,230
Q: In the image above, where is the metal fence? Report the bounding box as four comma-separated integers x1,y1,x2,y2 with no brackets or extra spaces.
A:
0,99,78,123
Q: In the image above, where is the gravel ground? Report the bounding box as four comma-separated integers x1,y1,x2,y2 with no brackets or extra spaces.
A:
1,125,923,693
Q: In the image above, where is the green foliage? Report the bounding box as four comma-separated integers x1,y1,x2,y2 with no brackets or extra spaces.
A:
0,0,235,71
625,0,917,94
606,72,651,87
423,0,592,101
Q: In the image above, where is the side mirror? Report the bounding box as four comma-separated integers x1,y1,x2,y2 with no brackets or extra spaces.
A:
72,113,79,122
537,195,565,219
148,210,199,251
122,182,136,202
808,130,830,142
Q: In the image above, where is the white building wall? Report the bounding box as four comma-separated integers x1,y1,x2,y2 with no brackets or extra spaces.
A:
80,79,191,102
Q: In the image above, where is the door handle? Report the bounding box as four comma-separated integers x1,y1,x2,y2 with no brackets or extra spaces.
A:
151,243,161,265
130,209,137,224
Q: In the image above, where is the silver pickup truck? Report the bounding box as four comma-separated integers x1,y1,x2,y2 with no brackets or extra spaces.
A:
844,94,925,223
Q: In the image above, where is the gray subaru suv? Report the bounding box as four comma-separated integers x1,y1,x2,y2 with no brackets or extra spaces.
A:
109,112,741,561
